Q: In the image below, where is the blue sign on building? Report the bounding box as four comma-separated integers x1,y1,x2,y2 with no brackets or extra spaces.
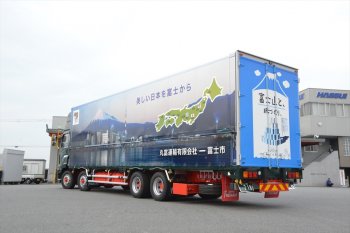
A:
317,92,347,99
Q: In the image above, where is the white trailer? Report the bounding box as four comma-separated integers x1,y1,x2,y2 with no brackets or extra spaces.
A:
0,149,25,184
22,159,46,184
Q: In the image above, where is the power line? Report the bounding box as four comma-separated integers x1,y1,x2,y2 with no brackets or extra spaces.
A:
0,119,52,123
0,145,50,148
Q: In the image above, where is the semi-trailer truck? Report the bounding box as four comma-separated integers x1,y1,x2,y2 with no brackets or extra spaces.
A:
55,51,302,201
22,159,46,184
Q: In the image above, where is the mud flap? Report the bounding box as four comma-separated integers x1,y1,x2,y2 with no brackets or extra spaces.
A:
221,175,239,202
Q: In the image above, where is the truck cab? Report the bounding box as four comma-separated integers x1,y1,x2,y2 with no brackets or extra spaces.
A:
57,132,71,180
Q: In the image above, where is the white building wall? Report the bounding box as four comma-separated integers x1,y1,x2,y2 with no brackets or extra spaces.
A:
48,116,67,183
299,151,340,187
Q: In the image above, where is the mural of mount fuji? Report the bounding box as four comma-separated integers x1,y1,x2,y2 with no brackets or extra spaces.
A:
72,92,235,145
70,76,236,146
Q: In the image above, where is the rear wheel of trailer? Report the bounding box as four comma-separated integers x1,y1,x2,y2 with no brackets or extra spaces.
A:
150,172,172,201
129,171,150,198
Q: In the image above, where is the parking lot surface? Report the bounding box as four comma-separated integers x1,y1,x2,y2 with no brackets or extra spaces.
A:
0,184,349,233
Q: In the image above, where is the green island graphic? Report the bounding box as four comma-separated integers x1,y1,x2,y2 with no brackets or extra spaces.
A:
155,78,223,132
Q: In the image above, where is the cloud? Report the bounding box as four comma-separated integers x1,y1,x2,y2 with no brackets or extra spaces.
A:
254,70,261,76
283,80,290,89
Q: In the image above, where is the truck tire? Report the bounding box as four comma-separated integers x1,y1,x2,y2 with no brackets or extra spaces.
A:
25,178,32,184
34,179,41,184
77,171,90,191
150,172,171,201
61,171,75,189
129,171,150,198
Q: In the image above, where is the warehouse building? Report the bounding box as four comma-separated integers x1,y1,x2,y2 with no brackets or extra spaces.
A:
299,88,350,187
46,116,67,183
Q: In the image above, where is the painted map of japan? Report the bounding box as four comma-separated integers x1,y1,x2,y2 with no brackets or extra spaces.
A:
155,78,223,132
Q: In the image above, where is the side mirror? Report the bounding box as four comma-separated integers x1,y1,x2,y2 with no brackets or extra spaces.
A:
51,135,57,146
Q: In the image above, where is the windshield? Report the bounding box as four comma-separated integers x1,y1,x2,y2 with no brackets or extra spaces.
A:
61,133,70,149
60,154,69,166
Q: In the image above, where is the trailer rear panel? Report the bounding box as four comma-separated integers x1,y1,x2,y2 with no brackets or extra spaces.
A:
237,52,301,168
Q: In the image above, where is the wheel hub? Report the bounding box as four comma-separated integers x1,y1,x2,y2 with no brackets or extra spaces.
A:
63,175,70,185
132,177,142,193
153,177,164,196
80,176,87,186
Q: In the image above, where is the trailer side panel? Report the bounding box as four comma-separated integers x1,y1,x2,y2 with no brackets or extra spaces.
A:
70,57,236,169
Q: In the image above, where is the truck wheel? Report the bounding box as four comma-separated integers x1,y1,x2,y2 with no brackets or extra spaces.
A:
130,171,150,198
77,171,90,191
150,172,171,201
34,179,41,184
61,171,75,189
25,178,32,184
198,194,221,200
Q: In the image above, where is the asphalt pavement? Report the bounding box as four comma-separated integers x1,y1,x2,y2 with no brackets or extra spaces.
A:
0,184,349,233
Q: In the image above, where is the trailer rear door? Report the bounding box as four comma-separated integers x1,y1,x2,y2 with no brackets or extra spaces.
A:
237,52,301,168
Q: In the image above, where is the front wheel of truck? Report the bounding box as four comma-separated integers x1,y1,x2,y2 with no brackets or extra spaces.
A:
150,172,171,201
61,171,75,189
129,171,150,198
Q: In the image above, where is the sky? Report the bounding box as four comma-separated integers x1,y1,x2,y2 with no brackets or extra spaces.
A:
0,0,349,166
